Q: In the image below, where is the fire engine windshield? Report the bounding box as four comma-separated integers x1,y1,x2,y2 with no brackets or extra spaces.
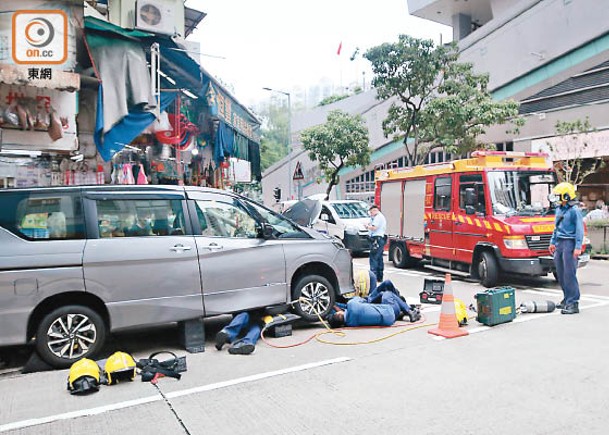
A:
488,171,557,216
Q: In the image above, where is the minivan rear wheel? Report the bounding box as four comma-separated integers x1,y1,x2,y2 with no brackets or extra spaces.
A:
292,275,336,322
35,305,106,369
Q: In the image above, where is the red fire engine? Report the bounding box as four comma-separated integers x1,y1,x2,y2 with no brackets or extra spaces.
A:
375,151,590,287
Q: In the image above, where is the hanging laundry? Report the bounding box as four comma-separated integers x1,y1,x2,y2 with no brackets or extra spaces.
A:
136,164,148,185
122,164,135,184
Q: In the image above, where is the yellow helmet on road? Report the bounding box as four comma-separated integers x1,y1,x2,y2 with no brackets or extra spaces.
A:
104,351,136,385
455,298,468,326
67,358,101,394
354,270,371,298
553,182,577,203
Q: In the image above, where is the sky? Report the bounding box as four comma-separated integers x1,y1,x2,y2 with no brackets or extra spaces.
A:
185,0,452,106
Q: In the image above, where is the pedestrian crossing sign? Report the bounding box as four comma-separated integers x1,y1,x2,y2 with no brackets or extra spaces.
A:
293,161,304,180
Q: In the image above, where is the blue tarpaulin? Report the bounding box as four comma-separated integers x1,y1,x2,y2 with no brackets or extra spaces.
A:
213,120,235,164
95,85,175,161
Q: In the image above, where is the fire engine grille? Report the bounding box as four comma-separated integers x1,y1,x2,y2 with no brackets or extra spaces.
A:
525,234,552,251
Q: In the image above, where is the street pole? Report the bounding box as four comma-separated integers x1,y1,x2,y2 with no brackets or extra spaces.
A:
263,87,292,200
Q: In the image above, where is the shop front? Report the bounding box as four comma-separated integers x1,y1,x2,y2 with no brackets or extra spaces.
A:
81,16,261,193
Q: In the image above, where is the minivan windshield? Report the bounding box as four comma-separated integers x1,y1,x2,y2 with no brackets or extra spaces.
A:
488,171,557,216
330,202,369,219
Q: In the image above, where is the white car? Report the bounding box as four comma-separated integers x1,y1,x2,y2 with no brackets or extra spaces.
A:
284,198,371,254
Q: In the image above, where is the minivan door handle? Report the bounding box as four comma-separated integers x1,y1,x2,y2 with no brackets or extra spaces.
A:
170,244,192,252
202,243,223,251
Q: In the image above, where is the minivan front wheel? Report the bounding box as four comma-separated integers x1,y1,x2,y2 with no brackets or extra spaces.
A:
35,305,106,369
292,275,336,322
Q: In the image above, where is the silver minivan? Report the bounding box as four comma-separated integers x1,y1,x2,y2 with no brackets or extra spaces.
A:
0,185,354,367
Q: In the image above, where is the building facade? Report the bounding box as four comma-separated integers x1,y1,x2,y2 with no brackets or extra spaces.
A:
410,0,609,210
0,0,261,193
263,0,609,210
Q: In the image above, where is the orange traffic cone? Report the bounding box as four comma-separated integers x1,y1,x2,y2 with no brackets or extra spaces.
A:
428,274,469,339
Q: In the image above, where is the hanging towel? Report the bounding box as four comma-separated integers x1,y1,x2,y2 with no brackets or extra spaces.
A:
137,164,148,185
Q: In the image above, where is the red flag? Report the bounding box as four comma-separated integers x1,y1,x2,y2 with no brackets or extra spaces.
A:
337,41,342,56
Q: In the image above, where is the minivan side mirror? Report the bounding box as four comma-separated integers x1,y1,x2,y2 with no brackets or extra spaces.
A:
320,213,329,222
257,223,274,239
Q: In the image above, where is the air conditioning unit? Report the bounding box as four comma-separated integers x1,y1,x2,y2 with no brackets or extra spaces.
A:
135,0,176,35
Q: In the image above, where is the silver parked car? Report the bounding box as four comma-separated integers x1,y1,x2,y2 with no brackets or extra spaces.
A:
0,185,354,368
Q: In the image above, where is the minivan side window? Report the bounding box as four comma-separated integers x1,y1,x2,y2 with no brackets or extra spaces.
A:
194,199,258,238
434,177,452,211
95,199,185,238
0,191,84,240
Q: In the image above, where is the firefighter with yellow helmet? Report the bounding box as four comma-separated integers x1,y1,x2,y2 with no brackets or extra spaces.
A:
548,182,584,314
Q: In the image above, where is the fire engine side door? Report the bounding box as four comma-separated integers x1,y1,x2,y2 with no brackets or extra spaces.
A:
454,174,487,263
428,175,454,260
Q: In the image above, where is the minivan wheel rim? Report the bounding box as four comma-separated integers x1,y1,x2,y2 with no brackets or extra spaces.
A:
46,314,97,360
300,281,330,316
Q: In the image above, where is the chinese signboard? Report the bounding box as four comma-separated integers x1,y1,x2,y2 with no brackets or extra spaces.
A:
204,80,260,143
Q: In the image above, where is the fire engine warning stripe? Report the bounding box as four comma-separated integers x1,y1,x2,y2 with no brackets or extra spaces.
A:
0,357,352,433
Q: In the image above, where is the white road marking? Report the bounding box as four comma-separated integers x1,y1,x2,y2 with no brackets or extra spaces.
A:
432,299,609,339
0,395,162,433
523,289,609,303
0,357,352,433
166,357,351,399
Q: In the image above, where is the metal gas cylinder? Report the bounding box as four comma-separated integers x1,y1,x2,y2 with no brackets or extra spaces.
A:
519,300,556,313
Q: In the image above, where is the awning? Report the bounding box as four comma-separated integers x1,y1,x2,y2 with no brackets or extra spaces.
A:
184,7,207,38
151,37,202,92
84,16,153,39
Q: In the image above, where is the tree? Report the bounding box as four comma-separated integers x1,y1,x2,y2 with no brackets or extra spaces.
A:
259,103,289,171
364,35,524,166
547,117,604,185
300,110,371,199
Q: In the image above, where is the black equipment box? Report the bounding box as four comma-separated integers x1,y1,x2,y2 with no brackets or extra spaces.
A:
178,318,205,353
419,278,444,304
266,323,292,338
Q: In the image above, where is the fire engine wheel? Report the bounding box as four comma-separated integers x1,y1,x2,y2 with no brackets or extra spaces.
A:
392,243,409,268
292,274,336,322
478,251,499,288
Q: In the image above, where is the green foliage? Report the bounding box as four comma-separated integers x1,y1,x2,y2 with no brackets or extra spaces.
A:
364,35,524,165
549,117,604,185
259,103,289,171
300,110,371,199
317,87,363,107
318,94,349,107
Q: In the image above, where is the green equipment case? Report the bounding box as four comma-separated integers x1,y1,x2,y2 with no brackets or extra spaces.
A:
475,287,516,326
